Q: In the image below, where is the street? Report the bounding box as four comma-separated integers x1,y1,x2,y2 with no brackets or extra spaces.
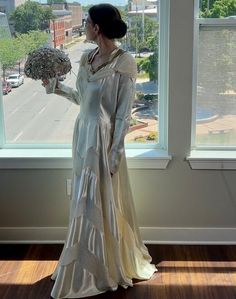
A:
2,41,160,145
2,41,96,144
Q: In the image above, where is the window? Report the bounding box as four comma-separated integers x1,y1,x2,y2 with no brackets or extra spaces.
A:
192,0,236,149
0,0,168,150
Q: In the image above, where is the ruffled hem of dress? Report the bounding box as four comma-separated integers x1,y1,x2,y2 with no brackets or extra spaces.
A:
50,157,157,299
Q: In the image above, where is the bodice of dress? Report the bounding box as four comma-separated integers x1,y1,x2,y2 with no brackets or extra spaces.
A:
76,48,136,122
53,47,137,174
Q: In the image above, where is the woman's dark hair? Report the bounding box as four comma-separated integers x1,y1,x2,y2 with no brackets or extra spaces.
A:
88,4,127,39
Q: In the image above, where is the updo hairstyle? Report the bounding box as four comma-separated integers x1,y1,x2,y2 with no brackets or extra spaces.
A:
88,4,127,39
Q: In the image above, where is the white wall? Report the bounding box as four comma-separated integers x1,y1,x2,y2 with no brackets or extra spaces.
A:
0,0,236,244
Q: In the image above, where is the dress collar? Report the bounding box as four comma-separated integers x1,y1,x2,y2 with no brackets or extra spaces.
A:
87,47,124,74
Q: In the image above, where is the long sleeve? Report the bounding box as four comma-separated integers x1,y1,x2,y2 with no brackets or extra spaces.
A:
54,80,81,105
45,52,88,105
108,73,136,174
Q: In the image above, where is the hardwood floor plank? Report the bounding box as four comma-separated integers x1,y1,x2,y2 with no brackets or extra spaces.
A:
0,244,235,299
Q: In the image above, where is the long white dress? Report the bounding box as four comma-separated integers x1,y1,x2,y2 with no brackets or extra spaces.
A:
50,47,157,299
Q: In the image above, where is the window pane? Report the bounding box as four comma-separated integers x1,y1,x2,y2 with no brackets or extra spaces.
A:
195,25,236,147
199,0,236,18
1,1,159,146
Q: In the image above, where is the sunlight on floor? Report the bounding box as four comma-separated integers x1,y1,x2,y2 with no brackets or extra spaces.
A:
0,260,57,284
145,261,236,286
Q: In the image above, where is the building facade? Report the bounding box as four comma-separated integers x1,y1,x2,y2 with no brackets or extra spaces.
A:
50,10,72,48
128,0,159,20
43,2,82,33
0,12,11,38
0,0,26,16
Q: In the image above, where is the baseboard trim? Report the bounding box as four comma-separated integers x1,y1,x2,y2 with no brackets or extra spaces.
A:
0,226,236,244
0,227,67,244
140,227,236,244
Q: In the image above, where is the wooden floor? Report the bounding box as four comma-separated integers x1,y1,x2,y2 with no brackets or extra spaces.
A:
0,244,236,299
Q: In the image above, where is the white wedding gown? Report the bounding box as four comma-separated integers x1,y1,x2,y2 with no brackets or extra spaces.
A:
50,47,157,298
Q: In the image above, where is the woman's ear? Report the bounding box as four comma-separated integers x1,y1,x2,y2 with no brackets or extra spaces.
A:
94,24,100,34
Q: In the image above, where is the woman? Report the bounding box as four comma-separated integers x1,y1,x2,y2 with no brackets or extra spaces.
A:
44,4,157,298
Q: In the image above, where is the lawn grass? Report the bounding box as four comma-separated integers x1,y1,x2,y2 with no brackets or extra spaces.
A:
137,72,149,80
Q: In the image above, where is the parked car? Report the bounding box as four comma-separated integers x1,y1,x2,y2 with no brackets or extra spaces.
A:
6,73,24,87
2,81,12,95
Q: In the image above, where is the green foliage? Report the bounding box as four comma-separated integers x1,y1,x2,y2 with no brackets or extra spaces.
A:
146,131,158,141
135,91,144,100
134,135,147,142
130,117,138,126
47,0,65,3
16,31,49,54
0,31,49,78
200,0,236,18
134,131,158,143
0,27,10,39
129,15,158,54
210,0,236,17
200,0,217,17
143,93,158,102
0,38,24,78
10,1,54,34
137,49,158,82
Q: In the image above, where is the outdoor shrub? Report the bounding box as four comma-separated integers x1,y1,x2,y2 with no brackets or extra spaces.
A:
147,131,158,141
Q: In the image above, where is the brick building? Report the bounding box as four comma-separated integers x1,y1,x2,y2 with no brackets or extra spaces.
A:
50,9,72,48
0,0,26,16
43,2,82,33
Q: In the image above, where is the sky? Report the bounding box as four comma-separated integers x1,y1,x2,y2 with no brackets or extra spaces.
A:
37,0,127,6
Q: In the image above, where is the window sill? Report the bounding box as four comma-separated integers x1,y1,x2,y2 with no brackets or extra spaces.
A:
187,150,236,170
0,148,171,169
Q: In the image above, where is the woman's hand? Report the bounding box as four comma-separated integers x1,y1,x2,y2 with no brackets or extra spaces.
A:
41,78,58,94
42,79,49,87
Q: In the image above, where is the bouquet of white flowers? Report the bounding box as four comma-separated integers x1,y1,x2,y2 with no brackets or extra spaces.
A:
24,47,72,81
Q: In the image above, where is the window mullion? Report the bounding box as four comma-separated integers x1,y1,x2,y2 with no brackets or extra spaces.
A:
0,68,6,148
191,7,200,149
158,0,170,150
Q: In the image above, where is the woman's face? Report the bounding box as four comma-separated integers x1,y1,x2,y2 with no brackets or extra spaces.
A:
85,16,97,42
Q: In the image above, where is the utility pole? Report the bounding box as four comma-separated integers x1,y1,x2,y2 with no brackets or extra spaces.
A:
142,0,145,42
135,1,138,56
52,19,56,48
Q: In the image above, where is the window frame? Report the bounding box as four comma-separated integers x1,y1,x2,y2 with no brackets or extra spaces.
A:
188,0,236,169
0,0,169,151
0,0,171,169
191,0,236,151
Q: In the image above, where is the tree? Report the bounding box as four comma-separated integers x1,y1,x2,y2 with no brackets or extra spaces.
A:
129,15,158,55
47,0,65,3
138,49,158,83
0,27,10,39
0,31,49,79
200,0,217,17
16,31,49,54
200,0,236,17
0,38,24,79
10,1,54,34
210,0,236,17
128,15,159,82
